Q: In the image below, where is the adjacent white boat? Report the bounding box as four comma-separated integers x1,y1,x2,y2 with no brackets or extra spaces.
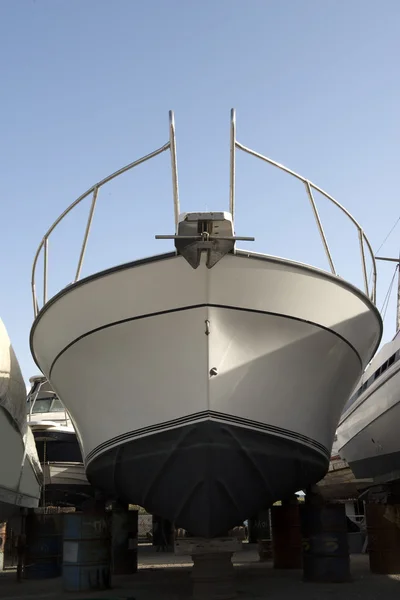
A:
27,376,92,507
337,265,400,486
29,110,382,537
0,319,42,520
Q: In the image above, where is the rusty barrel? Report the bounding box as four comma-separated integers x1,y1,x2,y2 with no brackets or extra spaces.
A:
300,503,350,582
62,513,111,591
366,503,400,574
271,505,302,569
111,507,138,574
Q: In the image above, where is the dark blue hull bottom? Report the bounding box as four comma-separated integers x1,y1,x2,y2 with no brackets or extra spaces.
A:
86,420,328,538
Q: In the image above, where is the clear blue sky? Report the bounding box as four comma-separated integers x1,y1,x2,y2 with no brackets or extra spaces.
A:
1,0,399,384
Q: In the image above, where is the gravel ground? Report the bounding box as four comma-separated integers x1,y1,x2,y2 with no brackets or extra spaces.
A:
1,545,400,600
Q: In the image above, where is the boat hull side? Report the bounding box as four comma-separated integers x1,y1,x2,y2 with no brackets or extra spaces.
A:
337,365,400,481
339,395,400,483
48,306,361,461
31,253,382,376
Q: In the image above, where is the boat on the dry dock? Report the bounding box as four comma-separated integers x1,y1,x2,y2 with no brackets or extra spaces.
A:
30,110,382,537
337,257,400,487
0,318,42,520
27,375,92,508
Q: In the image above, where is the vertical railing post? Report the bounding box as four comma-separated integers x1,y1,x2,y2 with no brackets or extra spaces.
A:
397,255,400,332
358,228,369,297
375,255,400,328
364,233,377,303
32,283,38,318
305,182,336,275
43,237,49,306
169,111,180,230
74,186,99,283
229,108,236,222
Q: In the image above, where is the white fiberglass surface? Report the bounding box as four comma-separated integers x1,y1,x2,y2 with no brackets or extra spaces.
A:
47,306,360,460
32,254,381,377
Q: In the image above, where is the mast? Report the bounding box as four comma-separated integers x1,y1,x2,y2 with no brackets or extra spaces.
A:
376,255,400,332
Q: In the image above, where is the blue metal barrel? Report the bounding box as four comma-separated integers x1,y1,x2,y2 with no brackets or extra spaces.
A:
300,503,350,582
111,506,138,575
24,513,63,579
62,513,111,592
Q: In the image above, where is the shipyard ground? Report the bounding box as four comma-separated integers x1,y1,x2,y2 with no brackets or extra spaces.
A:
1,545,400,600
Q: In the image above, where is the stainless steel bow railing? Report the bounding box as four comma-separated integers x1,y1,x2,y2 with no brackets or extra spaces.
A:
31,112,179,317
229,109,377,304
31,109,377,317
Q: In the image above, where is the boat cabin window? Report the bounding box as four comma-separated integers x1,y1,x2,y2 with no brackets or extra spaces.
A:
29,399,52,413
27,396,65,414
342,350,399,415
51,398,65,412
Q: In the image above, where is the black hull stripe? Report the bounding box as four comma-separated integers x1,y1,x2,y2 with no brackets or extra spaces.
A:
48,303,361,378
85,410,330,466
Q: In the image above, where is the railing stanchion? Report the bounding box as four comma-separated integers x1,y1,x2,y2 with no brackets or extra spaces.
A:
364,234,377,303
43,237,49,306
229,108,236,221
169,111,180,229
358,228,369,297
32,282,38,318
75,186,99,283
305,181,336,275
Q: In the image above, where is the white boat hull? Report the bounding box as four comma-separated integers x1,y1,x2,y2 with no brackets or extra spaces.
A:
31,252,381,536
338,366,400,483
